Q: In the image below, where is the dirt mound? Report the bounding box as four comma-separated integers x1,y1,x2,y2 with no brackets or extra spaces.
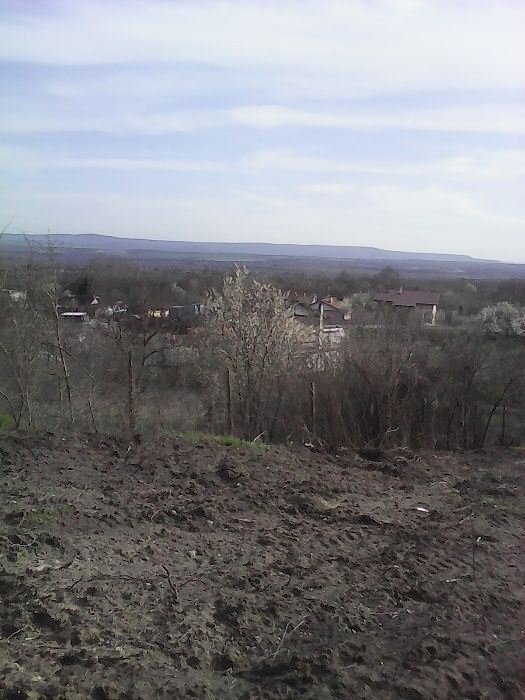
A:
0,434,524,698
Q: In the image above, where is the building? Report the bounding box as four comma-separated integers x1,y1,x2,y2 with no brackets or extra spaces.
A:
310,297,344,323
287,293,317,319
169,303,202,320
289,293,348,324
60,311,88,322
147,308,170,319
374,289,440,326
1,289,27,303
58,289,78,311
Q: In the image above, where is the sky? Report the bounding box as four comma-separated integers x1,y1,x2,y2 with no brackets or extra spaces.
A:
1,0,524,262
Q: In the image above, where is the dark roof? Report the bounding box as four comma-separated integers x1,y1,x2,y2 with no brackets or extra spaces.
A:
320,296,343,310
291,293,317,306
374,290,440,307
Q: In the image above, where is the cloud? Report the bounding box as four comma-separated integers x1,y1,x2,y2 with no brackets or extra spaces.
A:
3,181,523,261
0,146,232,174
71,149,525,183
55,157,231,173
248,150,525,182
3,100,524,137
3,144,525,187
1,1,523,97
302,181,525,237
232,105,525,135
1,1,524,260
0,107,227,135
1,2,523,139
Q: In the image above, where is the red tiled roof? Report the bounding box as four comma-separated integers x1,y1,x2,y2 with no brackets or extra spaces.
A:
374,290,440,307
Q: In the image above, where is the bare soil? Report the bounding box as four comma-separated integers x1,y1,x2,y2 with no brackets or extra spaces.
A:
0,433,524,699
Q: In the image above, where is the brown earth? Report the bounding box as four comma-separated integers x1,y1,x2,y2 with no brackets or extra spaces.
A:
0,433,523,699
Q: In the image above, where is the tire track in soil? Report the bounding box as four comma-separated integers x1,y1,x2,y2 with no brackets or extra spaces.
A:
0,434,523,698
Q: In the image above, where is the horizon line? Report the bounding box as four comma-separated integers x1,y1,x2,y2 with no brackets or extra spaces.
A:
3,230,512,265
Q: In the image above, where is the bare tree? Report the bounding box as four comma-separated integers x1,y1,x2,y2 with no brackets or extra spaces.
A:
0,296,43,427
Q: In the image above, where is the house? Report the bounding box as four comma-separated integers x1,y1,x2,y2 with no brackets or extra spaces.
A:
169,303,202,320
1,289,27,303
288,294,348,323
310,296,344,322
147,308,170,319
374,289,440,326
94,301,127,318
58,289,78,311
287,293,317,319
60,311,88,323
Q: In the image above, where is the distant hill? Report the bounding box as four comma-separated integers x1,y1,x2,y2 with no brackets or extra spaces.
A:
0,232,495,263
3,232,524,279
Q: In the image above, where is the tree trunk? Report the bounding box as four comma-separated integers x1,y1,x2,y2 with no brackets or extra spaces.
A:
500,404,507,446
225,367,234,435
128,349,136,435
310,381,317,436
53,309,73,424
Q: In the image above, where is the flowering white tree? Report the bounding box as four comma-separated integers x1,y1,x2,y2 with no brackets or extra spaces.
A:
479,302,524,336
203,267,309,439
341,292,376,313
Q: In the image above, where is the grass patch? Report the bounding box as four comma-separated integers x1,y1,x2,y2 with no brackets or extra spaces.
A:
1,504,75,530
213,434,269,450
481,495,521,516
165,430,269,452
0,413,16,431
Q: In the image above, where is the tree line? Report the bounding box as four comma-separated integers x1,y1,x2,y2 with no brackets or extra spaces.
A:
1,260,524,449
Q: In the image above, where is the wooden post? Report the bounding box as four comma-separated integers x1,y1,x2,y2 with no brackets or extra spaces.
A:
462,401,468,450
128,349,136,435
225,367,234,435
310,381,317,436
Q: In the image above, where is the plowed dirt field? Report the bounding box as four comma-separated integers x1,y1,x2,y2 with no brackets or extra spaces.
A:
1,434,523,698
